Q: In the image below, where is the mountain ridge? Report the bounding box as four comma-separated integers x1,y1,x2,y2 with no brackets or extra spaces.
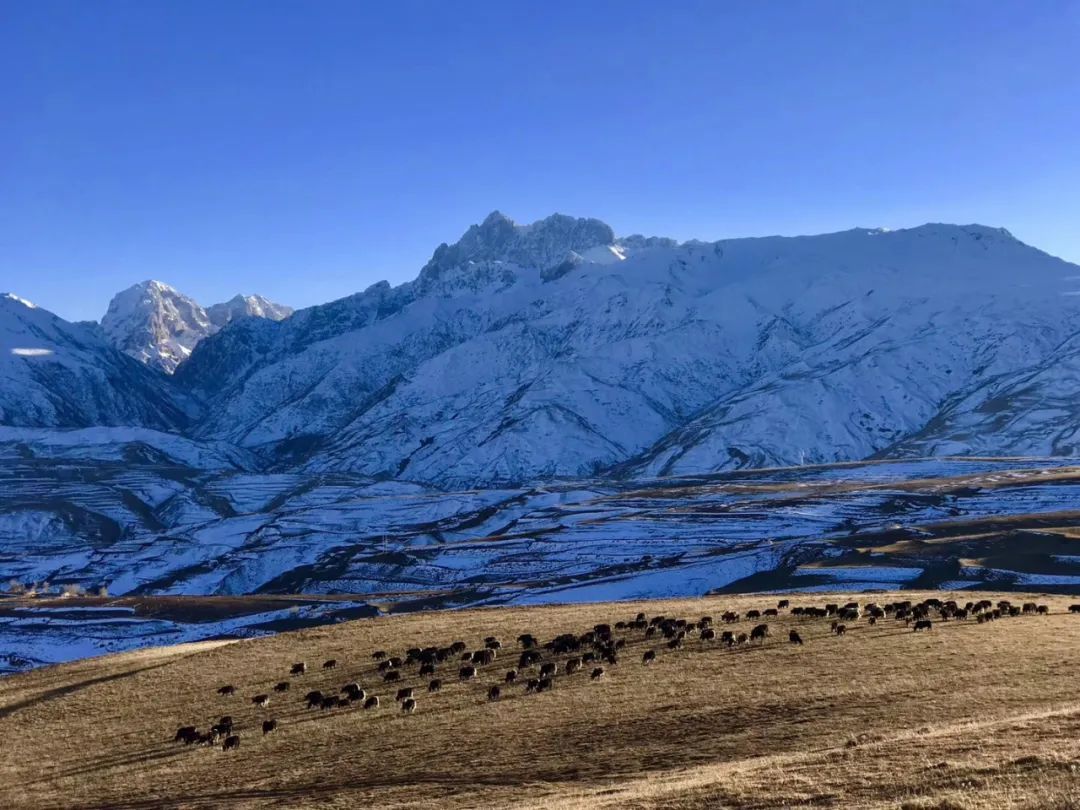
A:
3,213,1079,487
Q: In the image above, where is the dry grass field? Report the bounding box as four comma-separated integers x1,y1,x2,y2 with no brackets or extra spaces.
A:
2,591,1080,809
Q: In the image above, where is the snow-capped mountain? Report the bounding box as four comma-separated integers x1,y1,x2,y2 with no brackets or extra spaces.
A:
101,280,291,374
175,213,1080,487
0,292,194,429
7,212,1080,485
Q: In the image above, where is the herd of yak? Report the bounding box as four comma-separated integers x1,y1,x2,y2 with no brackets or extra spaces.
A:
174,596,1074,751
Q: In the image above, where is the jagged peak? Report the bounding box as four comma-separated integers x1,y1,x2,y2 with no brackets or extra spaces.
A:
420,211,618,284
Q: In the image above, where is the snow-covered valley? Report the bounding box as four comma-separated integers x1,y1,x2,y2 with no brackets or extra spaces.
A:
4,449,1080,669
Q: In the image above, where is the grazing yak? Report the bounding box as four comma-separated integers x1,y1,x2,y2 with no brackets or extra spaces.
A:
428,679,442,693
401,698,417,714
222,735,241,751
459,665,478,681
517,633,537,648
372,650,387,660
395,687,415,702
539,662,558,678
524,678,540,693
305,690,324,709
833,624,847,636
505,669,519,683
750,624,770,643
383,671,401,682
471,649,496,666
419,662,436,676
700,628,716,641
537,677,554,692
320,695,338,710
788,630,803,645
488,685,501,701
364,696,380,710
252,694,270,708
591,667,604,680
914,620,933,632
174,725,199,744
290,662,306,676
778,599,790,609
642,650,656,664
323,659,338,670
262,719,277,735
273,681,290,693
565,658,582,675
217,685,236,697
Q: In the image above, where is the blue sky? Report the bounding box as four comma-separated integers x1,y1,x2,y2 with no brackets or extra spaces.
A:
2,0,1079,321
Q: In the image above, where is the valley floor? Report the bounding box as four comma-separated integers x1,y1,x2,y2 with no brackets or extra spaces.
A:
1,591,1080,808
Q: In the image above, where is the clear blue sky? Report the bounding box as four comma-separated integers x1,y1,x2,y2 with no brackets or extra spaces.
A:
2,0,1079,321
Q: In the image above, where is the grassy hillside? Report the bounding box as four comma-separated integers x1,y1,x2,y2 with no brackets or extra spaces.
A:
2,591,1080,809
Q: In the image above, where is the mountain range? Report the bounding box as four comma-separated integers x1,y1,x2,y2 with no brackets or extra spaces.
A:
4,211,1080,486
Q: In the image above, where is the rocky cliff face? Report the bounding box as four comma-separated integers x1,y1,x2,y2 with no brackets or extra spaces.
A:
101,280,291,374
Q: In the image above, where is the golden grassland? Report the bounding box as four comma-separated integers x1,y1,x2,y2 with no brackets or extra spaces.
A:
2,591,1080,809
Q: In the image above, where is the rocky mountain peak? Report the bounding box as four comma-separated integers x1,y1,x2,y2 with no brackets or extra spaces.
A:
101,281,290,374
420,212,619,285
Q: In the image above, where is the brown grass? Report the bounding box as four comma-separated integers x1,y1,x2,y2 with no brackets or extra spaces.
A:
1,591,1080,809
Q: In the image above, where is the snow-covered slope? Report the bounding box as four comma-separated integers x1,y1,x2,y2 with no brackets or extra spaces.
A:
177,214,1080,487
101,281,291,374
0,293,195,429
